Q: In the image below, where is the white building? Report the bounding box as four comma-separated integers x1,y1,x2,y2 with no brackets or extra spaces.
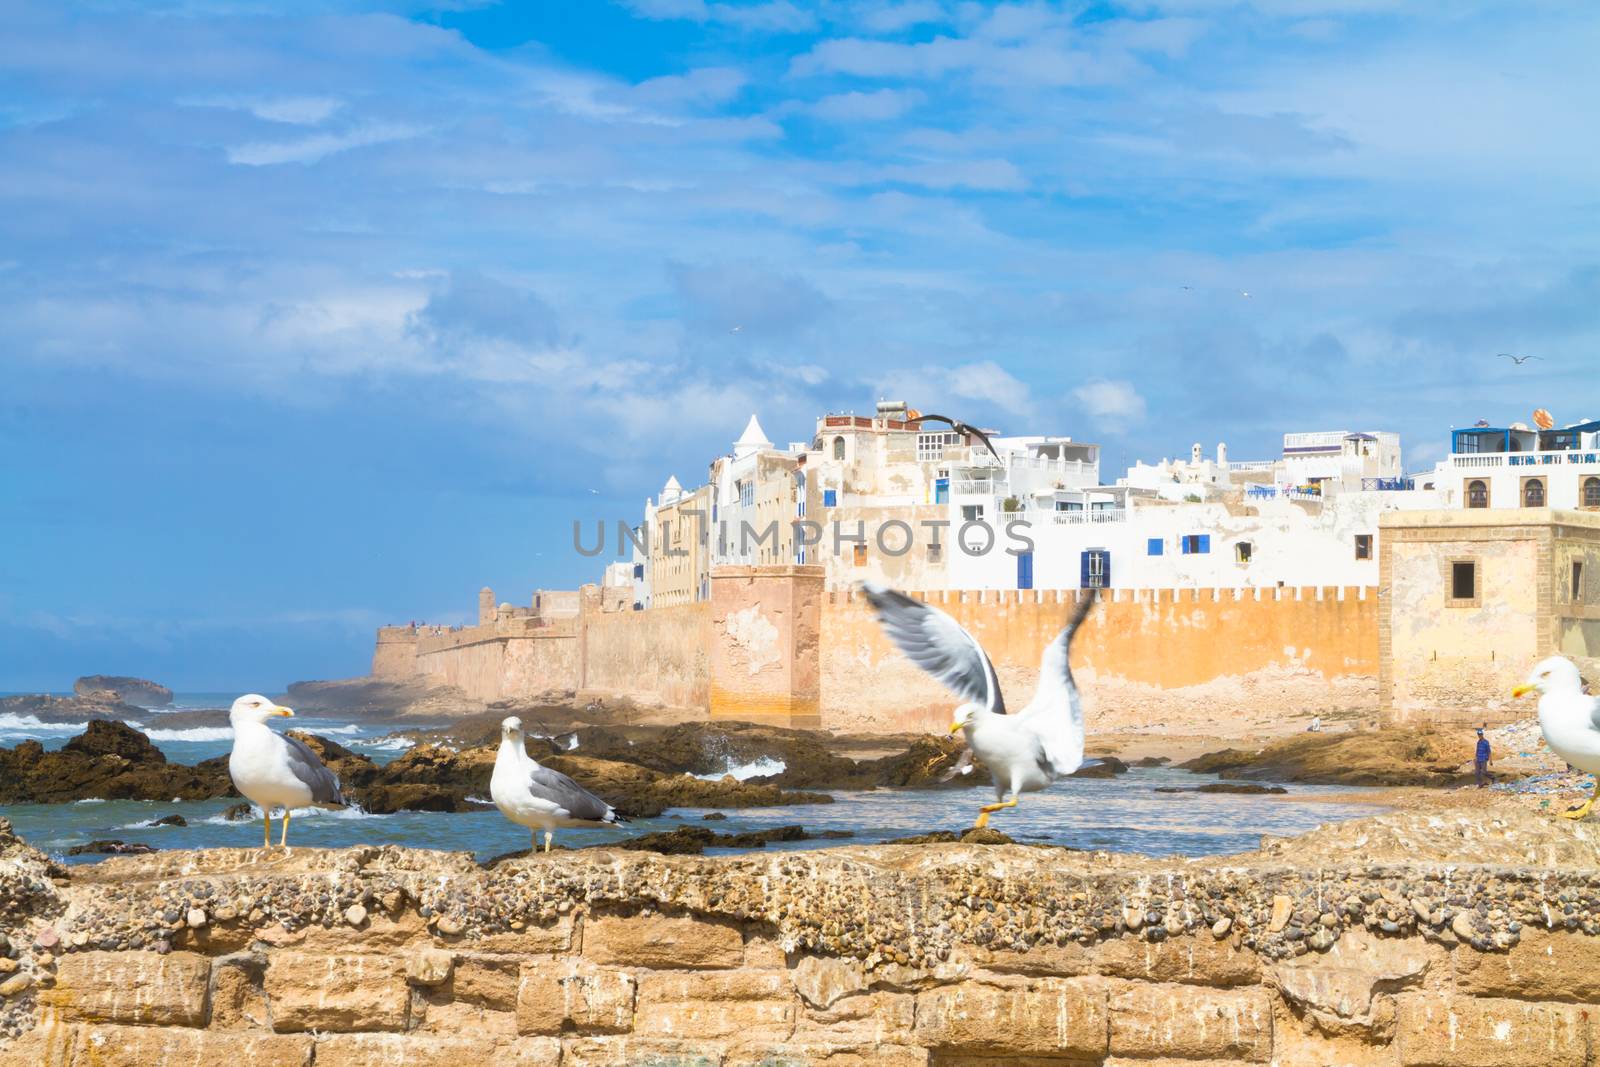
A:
1436,418,1600,510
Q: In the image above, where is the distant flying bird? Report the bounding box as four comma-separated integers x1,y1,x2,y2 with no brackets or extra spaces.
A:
730,325,743,333
1498,353,1540,365
907,413,1002,463
227,694,346,848
864,584,1097,829
1239,290,1251,298
589,488,600,494
491,716,626,852
1180,285,1193,291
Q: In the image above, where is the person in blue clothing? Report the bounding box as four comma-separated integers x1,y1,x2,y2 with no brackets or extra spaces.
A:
1474,728,1493,788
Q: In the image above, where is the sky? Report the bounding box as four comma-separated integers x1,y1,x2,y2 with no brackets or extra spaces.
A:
2,0,1598,690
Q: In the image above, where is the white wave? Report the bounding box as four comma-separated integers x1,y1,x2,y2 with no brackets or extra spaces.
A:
691,757,786,782
353,736,415,752
74,797,105,805
464,794,495,806
566,734,580,751
144,726,233,742
0,713,88,736
198,803,386,825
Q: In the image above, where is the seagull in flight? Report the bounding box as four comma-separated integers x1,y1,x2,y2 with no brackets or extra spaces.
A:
1498,353,1541,365
730,325,743,333
863,584,1097,829
1239,290,1251,298
906,413,1003,463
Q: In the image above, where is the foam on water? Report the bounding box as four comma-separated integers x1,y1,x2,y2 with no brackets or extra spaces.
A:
692,756,787,782
0,713,89,737
143,726,233,742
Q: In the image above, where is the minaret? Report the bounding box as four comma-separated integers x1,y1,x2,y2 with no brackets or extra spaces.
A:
734,414,773,459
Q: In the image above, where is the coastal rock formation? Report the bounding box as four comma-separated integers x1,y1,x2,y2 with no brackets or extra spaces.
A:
0,721,229,804
3,797,1600,1063
0,692,147,725
72,676,173,707
1182,725,1492,786
284,677,484,719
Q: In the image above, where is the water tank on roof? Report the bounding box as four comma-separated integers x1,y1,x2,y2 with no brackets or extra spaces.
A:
877,400,908,417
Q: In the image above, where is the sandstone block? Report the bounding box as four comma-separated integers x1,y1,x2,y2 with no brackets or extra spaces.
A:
453,955,520,1011
793,990,915,1045
1096,934,1260,987
789,955,867,1009
42,951,210,1027
406,948,454,987
969,940,1096,978
913,977,1107,1058
1108,982,1271,1062
1453,930,1600,1001
724,1044,927,1067
633,971,797,1042
311,1033,560,1067
209,955,268,1031
561,1037,725,1066
583,914,743,969
516,961,635,1035
15,1022,313,1067
1270,962,1397,1038
264,953,409,1033
1396,994,1586,1067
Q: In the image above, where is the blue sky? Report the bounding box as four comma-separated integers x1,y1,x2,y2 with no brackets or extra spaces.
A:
3,1,1598,690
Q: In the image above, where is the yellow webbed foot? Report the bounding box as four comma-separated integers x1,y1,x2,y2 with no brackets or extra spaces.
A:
973,811,991,829
1559,801,1595,820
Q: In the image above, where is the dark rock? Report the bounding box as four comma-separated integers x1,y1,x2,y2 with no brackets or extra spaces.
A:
0,722,228,804
958,828,1015,845
701,812,727,820
221,803,254,821
74,676,173,706
63,720,165,763
148,814,188,827
66,840,157,856
1178,727,1510,787
1132,756,1171,767
1068,756,1129,779
608,824,853,855
1154,783,1289,795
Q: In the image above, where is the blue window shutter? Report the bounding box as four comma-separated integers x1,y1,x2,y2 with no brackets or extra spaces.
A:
1199,534,1211,554
1147,538,1162,556
1080,551,1091,588
823,489,837,507
1100,550,1111,587
1017,551,1033,590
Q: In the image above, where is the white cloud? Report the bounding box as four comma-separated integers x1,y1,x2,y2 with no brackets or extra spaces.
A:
809,88,923,122
227,122,423,166
250,96,343,125
621,0,816,32
850,1,948,34
1071,380,1148,426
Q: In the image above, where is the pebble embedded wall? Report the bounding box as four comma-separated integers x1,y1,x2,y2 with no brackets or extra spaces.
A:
8,834,1600,1067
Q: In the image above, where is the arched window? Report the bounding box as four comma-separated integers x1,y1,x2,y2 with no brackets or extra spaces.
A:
1585,477,1600,509
1523,479,1545,507
1467,480,1489,508
832,436,845,461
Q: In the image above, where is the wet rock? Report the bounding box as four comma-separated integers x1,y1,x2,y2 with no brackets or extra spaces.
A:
1069,757,1130,779
0,721,228,804
702,812,727,821
1155,783,1289,795
610,825,855,855
221,803,254,822
1180,726,1513,787
148,815,187,828
65,840,158,856
959,827,1014,845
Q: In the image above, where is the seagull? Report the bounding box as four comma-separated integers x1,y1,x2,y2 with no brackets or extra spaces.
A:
906,413,1003,463
227,694,346,848
491,716,625,852
1239,290,1251,298
730,325,743,333
863,583,1097,828
1498,353,1541,365
1515,656,1600,819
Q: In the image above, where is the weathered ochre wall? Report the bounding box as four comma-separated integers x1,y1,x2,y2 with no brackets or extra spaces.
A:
710,566,824,728
414,634,513,702
581,601,711,712
821,586,1378,733
370,628,418,679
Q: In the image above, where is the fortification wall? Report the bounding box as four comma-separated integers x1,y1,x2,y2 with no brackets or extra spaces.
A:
581,601,711,712
370,627,418,680
822,585,1379,733
6,808,1600,1067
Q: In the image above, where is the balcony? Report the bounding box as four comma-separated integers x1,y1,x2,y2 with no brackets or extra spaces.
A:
1051,508,1127,524
1450,451,1600,470
1361,477,1416,491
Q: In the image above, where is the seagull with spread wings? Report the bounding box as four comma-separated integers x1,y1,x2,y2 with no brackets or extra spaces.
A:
905,413,1003,463
1498,352,1541,365
863,583,1097,828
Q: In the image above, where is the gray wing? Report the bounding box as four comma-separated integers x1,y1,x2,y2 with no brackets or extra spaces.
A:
863,581,1005,714
528,764,614,822
280,734,347,807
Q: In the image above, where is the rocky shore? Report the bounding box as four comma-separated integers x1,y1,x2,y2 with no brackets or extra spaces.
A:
2,795,1599,1064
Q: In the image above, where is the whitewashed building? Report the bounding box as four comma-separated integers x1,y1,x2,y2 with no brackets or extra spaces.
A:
1434,418,1600,511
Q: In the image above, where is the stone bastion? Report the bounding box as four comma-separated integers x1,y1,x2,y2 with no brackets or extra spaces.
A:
2,798,1600,1066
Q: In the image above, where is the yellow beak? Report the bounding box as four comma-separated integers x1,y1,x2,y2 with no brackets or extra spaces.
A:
948,721,963,735
1511,685,1535,699
273,706,295,717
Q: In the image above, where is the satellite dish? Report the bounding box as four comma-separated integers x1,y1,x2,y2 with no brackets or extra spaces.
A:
1534,408,1554,430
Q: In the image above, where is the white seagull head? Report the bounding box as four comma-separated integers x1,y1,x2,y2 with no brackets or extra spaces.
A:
948,701,983,735
1514,656,1583,699
229,693,292,727
501,716,524,740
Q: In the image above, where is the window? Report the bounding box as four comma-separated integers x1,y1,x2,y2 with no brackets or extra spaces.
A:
1575,561,1585,602
1523,478,1545,507
852,543,867,566
1355,534,1373,560
833,436,846,461
917,431,961,461
822,489,837,507
1181,534,1211,555
1585,477,1600,509
961,504,984,522
1081,549,1110,589
1147,538,1164,556
1467,480,1489,508
1235,541,1253,564
736,480,753,508
632,563,644,580
1451,561,1477,601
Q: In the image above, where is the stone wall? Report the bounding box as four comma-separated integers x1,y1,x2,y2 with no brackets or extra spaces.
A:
370,628,418,680
581,602,712,712
822,585,1379,733
7,803,1600,1067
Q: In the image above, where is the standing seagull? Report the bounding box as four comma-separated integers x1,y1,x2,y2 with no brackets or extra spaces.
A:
1514,656,1600,819
491,717,625,852
227,694,346,848
864,583,1097,828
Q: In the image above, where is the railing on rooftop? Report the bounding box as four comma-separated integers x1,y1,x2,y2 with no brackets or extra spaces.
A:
1050,508,1127,524
1226,460,1277,472
1361,477,1416,491
1450,451,1600,469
